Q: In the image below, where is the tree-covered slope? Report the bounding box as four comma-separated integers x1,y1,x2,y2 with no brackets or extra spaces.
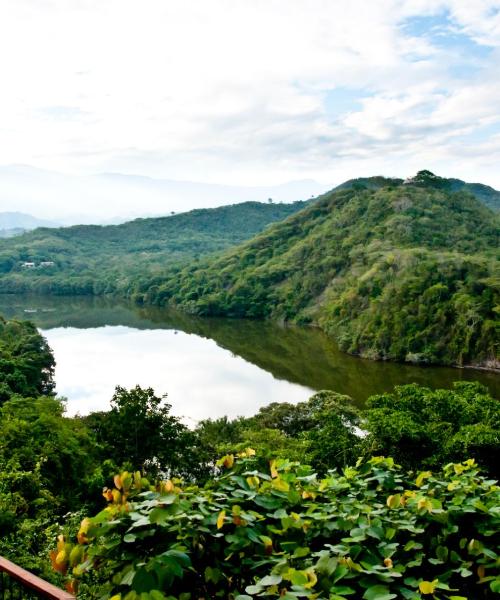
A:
0,200,307,295
145,180,499,368
334,170,500,212
0,317,55,402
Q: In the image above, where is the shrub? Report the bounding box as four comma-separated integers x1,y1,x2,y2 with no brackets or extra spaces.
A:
54,454,500,599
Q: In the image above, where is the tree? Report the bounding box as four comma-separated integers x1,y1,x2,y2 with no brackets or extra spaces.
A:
87,386,193,477
0,396,98,509
0,318,55,403
362,381,500,475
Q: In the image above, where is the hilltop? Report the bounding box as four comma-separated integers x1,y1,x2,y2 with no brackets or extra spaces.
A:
143,176,499,368
0,200,307,295
333,170,500,212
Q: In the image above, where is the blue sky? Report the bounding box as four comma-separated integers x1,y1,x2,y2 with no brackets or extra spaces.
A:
0,0,499,219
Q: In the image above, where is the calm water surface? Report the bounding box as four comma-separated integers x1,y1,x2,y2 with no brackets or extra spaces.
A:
1,296,498,423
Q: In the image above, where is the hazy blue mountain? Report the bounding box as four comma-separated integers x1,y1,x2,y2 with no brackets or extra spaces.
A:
0,165,325,224
0,212,59,230
0,228,26,239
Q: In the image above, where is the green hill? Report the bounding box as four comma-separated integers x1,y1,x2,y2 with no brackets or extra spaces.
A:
333,175,404,191
334,170,500,211
0,200,307,295
144,178,499,368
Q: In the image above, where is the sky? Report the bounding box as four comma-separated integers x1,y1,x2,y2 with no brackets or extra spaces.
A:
0,0,500,220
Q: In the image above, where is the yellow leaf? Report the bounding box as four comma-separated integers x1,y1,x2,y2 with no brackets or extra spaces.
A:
416,471,432,487
55,550,67,566
223,454,235,469
217,510,226,529
272,478,290,492
304,568,317,589
384,558,393,568
419,580,438,594
114,474,122,490
246,447,256,456
112,489,122,504
77,518,92,544
386,494,401,509
121,472,132,492
417,497,432,512
270,460,279,479
160,479,174,493
261,535,273,555
246,475,260,488
302,490,316,500
102,487,113,502
345,557,362,572
79,518,91,534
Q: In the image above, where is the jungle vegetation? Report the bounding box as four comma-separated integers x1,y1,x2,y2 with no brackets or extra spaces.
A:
0,316,499,598
141,173,499,368
0,200,307,295
335,170,500,212
0,171,498,369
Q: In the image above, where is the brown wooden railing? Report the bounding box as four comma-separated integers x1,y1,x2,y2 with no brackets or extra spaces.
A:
0,557,74,600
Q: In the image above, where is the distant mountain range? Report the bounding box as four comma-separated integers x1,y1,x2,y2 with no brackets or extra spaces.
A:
0,212,59,230
0,212,60,238
0,200,309,293
1,167,498,229
0,165,325,225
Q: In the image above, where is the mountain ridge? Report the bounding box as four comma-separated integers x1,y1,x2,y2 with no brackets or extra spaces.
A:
332,170,500,212
142,176,499,369
0,200,309,294
0,211,59,230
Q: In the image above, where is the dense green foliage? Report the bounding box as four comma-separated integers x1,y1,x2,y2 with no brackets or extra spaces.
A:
57,455,500,599
0,317,54,402
83,386,201,480
146,179,499,367
0,201,306,295
0,315,499,597
335,170,500,212
362,382,500,475
0,394,98,578
0,171,498,370
197,382,500,479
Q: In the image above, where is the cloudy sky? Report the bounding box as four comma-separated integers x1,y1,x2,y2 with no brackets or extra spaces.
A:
0,0,499,219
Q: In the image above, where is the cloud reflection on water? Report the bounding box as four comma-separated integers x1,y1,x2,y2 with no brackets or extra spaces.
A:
43,325,313,424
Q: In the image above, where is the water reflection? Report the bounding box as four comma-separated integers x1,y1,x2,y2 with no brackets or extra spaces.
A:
0,296,498,421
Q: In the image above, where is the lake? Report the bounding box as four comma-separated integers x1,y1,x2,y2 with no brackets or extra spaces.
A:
1,295,498,423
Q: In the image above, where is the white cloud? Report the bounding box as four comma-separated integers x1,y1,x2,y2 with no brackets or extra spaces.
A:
0,0,499,218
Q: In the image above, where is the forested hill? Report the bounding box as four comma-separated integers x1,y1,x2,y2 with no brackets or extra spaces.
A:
333,170,500,211
144,177,499,368
0,200,307,294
